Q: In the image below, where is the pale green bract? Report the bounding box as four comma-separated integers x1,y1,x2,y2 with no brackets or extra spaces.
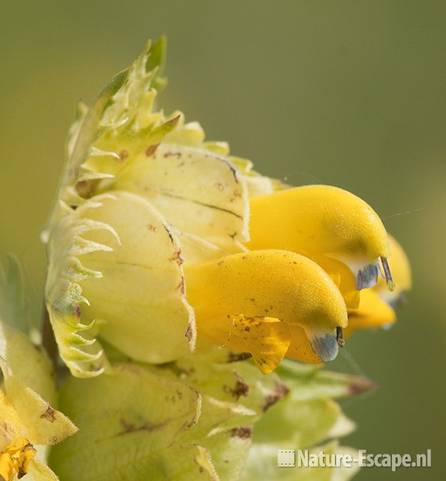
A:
49,345,364,481
43,37,270,378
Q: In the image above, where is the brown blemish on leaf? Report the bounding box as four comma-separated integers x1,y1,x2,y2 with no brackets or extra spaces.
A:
117,418,168,436
230,426,252,439
262,382,290,412
40,405,56,423
162,225,175,244
223,377,249,400
176,277,185,294
147,224,158,232
169,249,184,266
145,144,159,157
119,150,129,160
163,151,182,159
185,323,194,342
348,376,376,396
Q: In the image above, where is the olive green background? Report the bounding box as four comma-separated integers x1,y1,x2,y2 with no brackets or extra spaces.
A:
1,1,445,480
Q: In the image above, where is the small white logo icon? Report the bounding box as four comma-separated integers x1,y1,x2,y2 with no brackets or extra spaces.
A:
277,449,296,467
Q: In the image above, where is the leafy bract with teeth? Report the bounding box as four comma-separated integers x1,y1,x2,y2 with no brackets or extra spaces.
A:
44,38,257,377
174,344,289,417
48,37,250,265
0,320,77,481
276,360,375,401
242,363,366,481
253,398,355,450
45,191,195,378
48,361,257,481
50,346,328,481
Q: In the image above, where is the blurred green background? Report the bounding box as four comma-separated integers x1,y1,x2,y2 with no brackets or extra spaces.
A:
1,1,445,479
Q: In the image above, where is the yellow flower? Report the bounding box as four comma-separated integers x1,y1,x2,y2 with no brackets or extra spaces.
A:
247,185,394,291
0,321,77,481
0,438,35,481
44,38,410,377
185,186,411,369
186,250,348,372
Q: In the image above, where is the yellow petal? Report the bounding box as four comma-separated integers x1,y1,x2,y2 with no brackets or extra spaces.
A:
312,255,360,309
247,185,391,286
226,316,291,374
0,322,77,446
375,234,412,305
346,289,396,336
286,324,322,364
0,437,35,481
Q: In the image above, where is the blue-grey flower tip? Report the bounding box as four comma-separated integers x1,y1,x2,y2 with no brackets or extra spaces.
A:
308,330,339,362
356,263,379,290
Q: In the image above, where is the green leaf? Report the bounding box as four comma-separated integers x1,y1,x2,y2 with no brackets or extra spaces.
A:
253,398,354,449
277,360,374,401
49,362,255,481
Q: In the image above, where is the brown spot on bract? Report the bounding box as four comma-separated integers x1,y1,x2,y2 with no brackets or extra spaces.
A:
163,151,182,159
262,382,290,412
118,418,168,436
177,277,185,294
163,225,175,244
185,323,194,342
169,249,184,266
119,150,129,160
230,426,252,439
40,405,56,423
223,377,249,400
348,376,376,396
147,224,157,232
215,182,225,191
145,144,159,157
